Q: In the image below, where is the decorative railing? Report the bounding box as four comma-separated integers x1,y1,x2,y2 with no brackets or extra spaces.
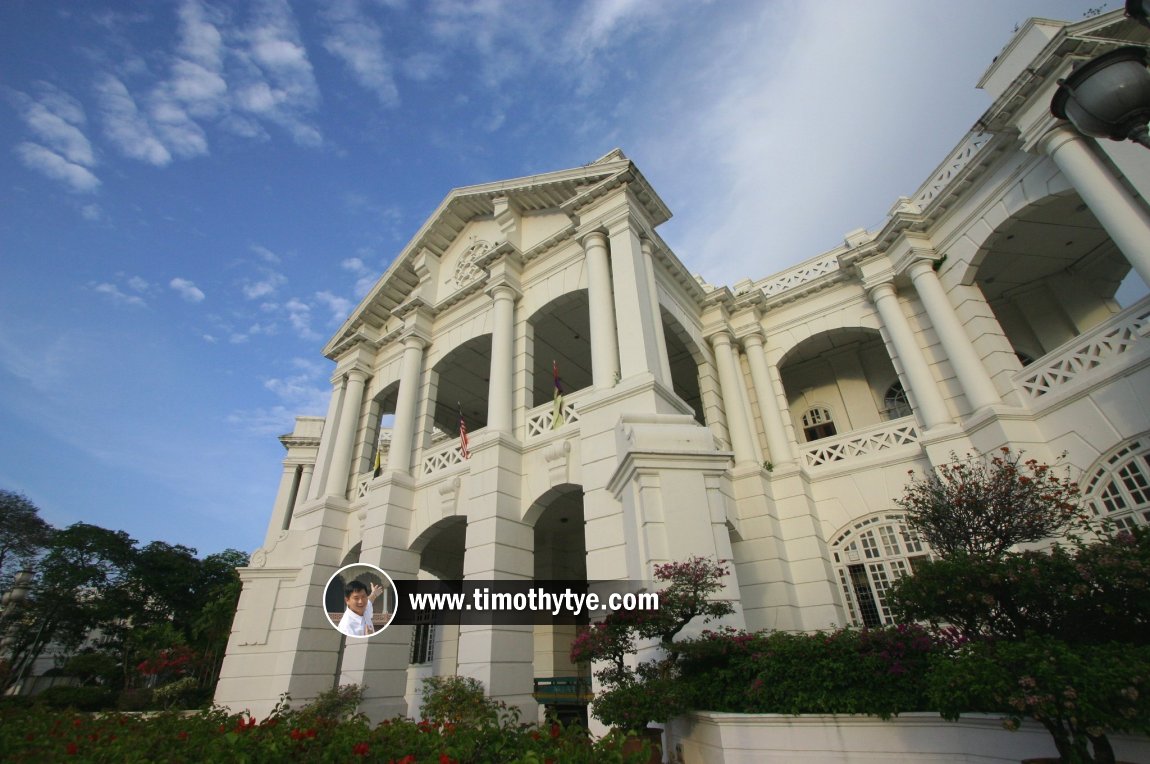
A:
525,391,585,439
758,255,841,298
421,438,467,477
912,130,992,207
1015,300,1150,400
801,417,921,469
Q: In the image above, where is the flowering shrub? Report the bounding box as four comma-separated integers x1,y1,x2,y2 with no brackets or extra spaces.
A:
420,676,506,727
897,448,1084,559
570,556,733,730
0,696,651,763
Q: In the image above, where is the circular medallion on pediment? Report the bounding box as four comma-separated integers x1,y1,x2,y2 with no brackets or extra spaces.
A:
250,550,267,568
451,239,491,288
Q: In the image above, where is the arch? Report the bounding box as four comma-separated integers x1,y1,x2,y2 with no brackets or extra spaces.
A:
429,334,491,435
1081,434,1150,533
661,307,706,425
829,512,931,629
410,516,466,581
528,292,592,407
962,191,1139,362
777,327,899,438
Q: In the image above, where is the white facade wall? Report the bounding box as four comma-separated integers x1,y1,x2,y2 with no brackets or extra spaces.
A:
216,10,1150,732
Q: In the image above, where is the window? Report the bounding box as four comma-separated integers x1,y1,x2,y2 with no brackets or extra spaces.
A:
409,610,435,665
831,513,931,628
882,381,912,420
1083,439,1150,533
801,406,837,442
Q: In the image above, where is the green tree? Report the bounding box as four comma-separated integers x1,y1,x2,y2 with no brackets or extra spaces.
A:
0,489,53,594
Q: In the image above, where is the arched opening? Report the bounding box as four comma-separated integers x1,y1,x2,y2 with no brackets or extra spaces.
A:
662,308,706,426
429,335,491,437
972,193,1146,364
778,328,905,440
830,513,931,628
529,291,593,408
403,517,468,714
365,383,399,474
527,485,589,727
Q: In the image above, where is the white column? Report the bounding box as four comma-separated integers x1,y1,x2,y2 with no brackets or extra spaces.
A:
710,330,757,465
265,465,300,545
608,219,669,385
487,284,517,434
296,464,314,507
308,376,347,500
867,282,951,430
1040,127,1150,289
742,332,796,467
387,336,426,474
641,239,673,385
324,368,369,497
582,231,620,388
905,259,1001,412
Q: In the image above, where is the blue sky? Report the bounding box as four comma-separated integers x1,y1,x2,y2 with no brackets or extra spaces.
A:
0,0,1106,558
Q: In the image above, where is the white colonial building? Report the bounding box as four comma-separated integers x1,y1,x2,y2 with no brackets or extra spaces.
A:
216,11,1150,725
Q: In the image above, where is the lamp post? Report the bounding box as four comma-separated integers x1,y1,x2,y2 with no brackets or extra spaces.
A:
1050,45,1150,149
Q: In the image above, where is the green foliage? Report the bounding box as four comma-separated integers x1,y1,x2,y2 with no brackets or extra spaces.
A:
419,675,507,727
0,489,52,594
0,699,650,763
35,685,115,712
672,625,943,719
890,527,1150,644
61,651,120,687
153,676,202,710
295,683,366,723
896,449,1084,559
928,636,1150,764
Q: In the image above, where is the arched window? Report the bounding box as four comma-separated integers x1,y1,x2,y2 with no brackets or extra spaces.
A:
1083,439,1150,533
882,381,912,420
830,513,931,628
801,406,837,442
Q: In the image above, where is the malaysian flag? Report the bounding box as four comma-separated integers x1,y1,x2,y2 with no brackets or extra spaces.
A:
458,404,471,459
551,360,565,430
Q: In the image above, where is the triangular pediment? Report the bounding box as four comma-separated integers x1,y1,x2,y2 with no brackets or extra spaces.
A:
324,150,671,358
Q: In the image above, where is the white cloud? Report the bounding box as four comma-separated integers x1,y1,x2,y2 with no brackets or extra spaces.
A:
251,244,282,264
17,89,96,167
321,0,399,105
341,256,377,297
284,297,320,340
170,277,206,302
92,282,147,307
315,290,352,324
127,276,150,292
15,143,100,193
81,204,104,221
95,75,173,166
242,268,288,299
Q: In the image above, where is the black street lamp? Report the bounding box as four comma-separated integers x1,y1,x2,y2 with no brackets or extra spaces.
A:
1051,46,1150,150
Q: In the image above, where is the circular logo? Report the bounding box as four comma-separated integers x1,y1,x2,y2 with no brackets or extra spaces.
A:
323,563,398,638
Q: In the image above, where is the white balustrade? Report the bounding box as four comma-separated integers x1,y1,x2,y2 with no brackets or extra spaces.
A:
525,393,583,439
758,255,841,298
421,438,466,476
912,131,992,207
1015,299,1150,400
801,417,920,468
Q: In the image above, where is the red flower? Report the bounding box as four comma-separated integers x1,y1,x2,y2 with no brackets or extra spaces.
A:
352,742,370,756
177,731,189,741
290,728,303,741
66,742,79,755
440,754,458,764
550,722,561,739
306,728,317,739
73,719,83,728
